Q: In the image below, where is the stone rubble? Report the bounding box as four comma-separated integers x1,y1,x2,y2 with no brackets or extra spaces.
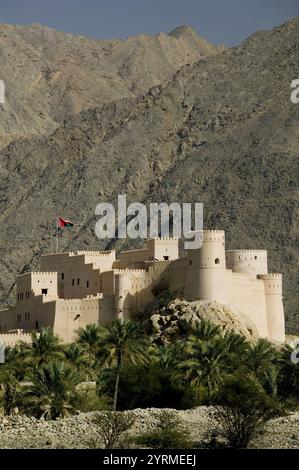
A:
0,407,298,449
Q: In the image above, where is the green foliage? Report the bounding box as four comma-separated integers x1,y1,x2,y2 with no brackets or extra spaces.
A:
277,344,299,399
97,360,197,410
0,319,298,429
96,320,150,410
92,411,135,448
180,320,231,402
0,372,24,415
212,375,282,448
76,323,102,361
24,361,77,419
30,327,64,368
135,411,191,449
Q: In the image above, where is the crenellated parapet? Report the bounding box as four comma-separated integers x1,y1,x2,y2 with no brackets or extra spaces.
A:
226,250,268,277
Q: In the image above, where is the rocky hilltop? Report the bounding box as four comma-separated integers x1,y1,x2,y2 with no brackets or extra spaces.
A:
0,18,298,331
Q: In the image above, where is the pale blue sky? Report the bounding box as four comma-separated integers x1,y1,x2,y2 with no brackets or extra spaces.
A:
0,0,298,45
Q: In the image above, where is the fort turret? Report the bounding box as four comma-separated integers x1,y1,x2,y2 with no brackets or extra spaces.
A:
114,272,132,320
185,230,228,303
226,250,268,278
257,274,285,342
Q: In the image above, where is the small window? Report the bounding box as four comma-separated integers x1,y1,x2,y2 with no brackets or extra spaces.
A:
61,273,64,280
77,278,80,286
41,288,48,295
163,256,169,260
189,259,192,266
86,281,89,288
215,258,220,265
254,255,257,260
72,279,75,286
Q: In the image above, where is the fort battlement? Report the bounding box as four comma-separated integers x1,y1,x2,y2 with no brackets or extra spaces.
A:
17,271,57,277
150,237,178,241
77,250,115,257
118,248,148,255
33,271,57,276
227,249,267,253
202,230,225,242
0,332,32,346
145,260,171,266
257,273,282,279
114,269,147,278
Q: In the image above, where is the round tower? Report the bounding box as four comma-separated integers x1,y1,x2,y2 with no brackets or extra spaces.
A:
257,274,285,342
185,230,227,303
114,272,132,320
226,250,268,278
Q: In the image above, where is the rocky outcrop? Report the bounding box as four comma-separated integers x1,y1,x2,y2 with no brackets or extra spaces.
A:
150,299,258,342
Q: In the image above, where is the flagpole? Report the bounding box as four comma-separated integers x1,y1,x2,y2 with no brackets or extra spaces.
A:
57,217,59,253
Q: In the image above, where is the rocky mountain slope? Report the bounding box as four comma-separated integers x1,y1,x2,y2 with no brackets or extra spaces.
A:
0,18,298,331
0,23,222,149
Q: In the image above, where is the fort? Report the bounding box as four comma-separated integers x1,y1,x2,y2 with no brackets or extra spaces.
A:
0,230,285,345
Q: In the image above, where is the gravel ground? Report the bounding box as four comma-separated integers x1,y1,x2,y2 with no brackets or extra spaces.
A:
0,407,298,449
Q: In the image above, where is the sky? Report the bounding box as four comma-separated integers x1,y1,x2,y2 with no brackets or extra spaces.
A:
0,0,298,46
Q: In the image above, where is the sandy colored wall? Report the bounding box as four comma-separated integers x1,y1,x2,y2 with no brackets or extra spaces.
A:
53,298,101,342
227,271,269,338
16,272,58,301
226,250,268,278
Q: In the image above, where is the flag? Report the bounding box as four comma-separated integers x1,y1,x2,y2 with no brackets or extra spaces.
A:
58,217,74,229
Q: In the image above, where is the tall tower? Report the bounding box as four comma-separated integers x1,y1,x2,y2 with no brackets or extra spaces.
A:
257,274,285,342
185,230,227,303
114,272,132,320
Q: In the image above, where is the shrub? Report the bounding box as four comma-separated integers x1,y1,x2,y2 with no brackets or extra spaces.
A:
211,375,282,448
92,411,135,449
135,411,191,449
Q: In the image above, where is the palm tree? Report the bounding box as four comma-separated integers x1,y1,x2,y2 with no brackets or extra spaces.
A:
190,319,222,341
4,342,32,381
154,342,186,373
222,330,249,372
180,333,229,402
246,338,275,382
96,320,149,410
64,343,93,379
277,344,299,399
76,324,101,362
0,372,23,415
26,361,76,419
30,328,64,368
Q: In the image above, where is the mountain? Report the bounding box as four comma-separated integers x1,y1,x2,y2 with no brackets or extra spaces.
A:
0,22,222,149
0,18,298,332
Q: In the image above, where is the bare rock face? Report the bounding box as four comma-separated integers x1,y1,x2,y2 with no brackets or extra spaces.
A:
150,299,258,342
0,17,298,332
0,23,222,149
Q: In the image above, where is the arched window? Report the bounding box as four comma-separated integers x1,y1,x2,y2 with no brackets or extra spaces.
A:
215,258,220,265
